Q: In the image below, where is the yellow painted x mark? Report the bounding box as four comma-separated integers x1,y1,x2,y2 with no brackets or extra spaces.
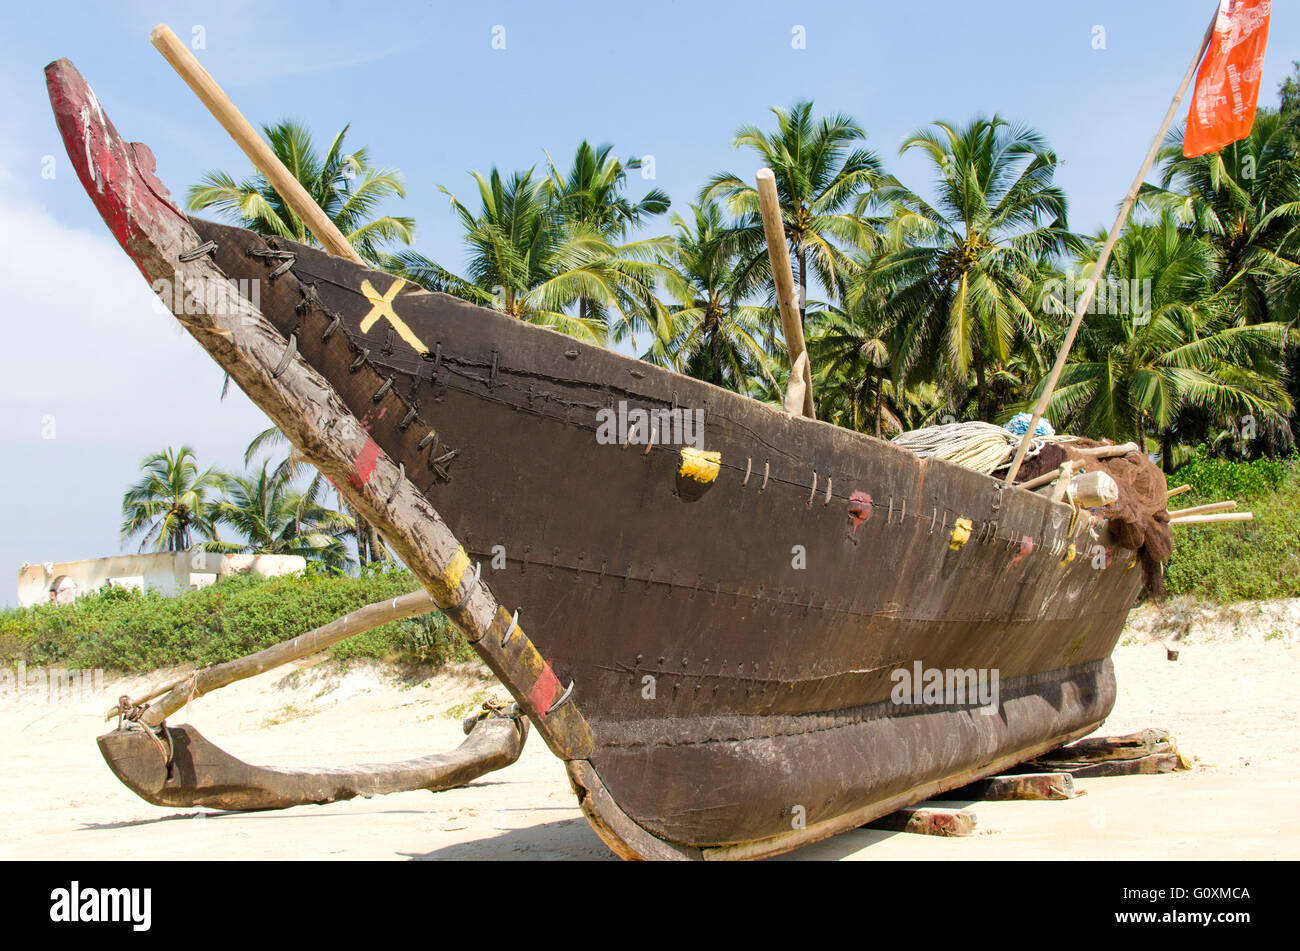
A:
359,278,429,356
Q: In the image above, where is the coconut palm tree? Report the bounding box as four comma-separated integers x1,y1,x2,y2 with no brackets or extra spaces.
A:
546,141,669,238
121,446,226,552
867,115,1077,420
206,461,356,572
1041,215,1292,469
188,120,415,263
243,426,388,566
544,141,672,346
1142,110,1300,326
387,167,669,344
807,301,894,437
701,100,885,327
649,201,778,392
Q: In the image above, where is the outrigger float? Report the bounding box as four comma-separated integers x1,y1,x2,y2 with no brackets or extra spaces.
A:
47,17,1237,858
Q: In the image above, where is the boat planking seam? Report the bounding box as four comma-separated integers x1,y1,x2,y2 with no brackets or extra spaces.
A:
459,548,1132,622
585,658,1110,748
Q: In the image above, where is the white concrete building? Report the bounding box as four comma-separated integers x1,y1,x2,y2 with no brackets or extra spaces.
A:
16,551,306,607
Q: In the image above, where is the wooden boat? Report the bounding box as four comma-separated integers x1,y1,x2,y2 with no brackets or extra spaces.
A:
47,58,1164,860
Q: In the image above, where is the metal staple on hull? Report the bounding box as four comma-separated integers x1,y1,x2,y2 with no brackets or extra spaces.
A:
177,239,217,262
249,248,296,280
271,334,297,379
385,463,405,505
294,285,321,318
549,681,576,714
448,561,482,611
500,608,519,648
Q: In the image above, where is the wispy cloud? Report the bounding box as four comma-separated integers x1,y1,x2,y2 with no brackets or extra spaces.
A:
0,159,271,600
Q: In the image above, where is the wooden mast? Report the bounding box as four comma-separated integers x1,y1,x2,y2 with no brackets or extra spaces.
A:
149,24,364,265
756,168,816,418
1003,6,1220,485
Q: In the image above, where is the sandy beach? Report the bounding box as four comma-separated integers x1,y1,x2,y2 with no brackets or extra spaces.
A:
2,598,1296,861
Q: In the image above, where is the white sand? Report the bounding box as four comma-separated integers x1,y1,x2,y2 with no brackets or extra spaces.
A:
2,599,1296,861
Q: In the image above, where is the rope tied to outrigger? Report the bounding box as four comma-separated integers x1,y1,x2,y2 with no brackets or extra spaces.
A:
116,695,172,765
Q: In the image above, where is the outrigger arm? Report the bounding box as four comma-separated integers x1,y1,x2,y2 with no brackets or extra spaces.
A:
96,588,528,810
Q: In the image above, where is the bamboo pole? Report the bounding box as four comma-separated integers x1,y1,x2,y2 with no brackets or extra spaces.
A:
149,24,364,264
106,589,437,725
1072,441,1140,458
1169,500,1237,518
1003,7,1220,486
1019,465,1066,491
150,23,405,569
1169,512,1253,525
1050,461,1076,503
1167,483,1192,498
755,168,816,419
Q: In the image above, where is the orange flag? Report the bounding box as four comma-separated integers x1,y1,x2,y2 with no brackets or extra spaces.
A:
1184,0,1273,157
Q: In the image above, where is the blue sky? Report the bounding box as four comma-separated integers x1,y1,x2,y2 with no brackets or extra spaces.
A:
1,1,1296,604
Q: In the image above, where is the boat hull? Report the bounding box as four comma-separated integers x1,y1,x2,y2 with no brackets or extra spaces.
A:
189,221,1140,848
49,59,1144,857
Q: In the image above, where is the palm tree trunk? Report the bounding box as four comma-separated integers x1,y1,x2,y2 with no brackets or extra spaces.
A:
1161,427,1174,474
348,502,372,565
874,372,884,438
796,247,807,333
974,350,989,422
366,522,390,563
710,323,722,386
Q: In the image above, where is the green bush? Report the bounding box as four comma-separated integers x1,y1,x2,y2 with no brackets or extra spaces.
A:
1164,451,1300,602
1169,446,1289,501
0,567,471,672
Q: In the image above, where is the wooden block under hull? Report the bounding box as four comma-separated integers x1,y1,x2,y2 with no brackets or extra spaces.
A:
1029,752,1181,779
935,772,1082,801
867,806,979,837
1023,728,1191,777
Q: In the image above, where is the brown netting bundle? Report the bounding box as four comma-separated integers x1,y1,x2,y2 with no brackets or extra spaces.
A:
1014,439,1172,597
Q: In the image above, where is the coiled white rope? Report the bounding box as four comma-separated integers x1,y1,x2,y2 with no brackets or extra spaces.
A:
891,422,1080,476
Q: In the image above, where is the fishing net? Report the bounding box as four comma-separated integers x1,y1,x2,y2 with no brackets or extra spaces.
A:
1014,440,1172,597
892,423,1172,596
